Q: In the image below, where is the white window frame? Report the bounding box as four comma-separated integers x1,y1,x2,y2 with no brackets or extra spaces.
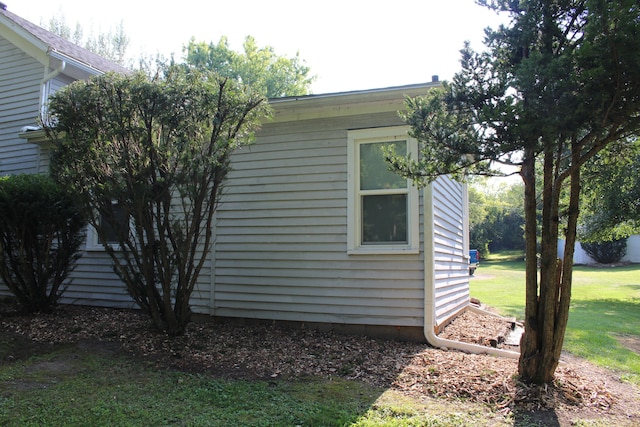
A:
347,126,419,255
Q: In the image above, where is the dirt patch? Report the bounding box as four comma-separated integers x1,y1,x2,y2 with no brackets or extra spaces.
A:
26,359,75,374
1,302,639,426
616,334,640,354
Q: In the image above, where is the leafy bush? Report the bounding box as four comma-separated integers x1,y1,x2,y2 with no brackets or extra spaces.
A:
47,67,267,335
0,174,86,313
580,239,628,264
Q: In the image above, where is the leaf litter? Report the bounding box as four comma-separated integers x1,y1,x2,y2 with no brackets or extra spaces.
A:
1,300,638,425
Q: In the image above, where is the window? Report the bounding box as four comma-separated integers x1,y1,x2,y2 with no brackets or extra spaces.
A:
87,201,129,250
347,127,419,254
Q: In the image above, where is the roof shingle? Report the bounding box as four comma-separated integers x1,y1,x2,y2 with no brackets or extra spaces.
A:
1,7,129,74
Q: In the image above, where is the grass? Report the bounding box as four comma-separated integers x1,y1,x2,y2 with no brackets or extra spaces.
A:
0,341,512,427
2,254,637,425
471,252,640,385
0,348,372,426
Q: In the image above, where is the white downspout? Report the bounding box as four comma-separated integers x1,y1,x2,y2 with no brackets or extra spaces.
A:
423,183,520,359
40,60,66,120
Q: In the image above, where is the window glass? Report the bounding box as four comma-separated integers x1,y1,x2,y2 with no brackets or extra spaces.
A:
98,202,128,245
359,141,407,190
362,194,408,244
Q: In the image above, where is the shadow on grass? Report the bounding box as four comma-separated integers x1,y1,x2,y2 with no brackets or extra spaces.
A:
514,409,560,426
5,295,637,426
0,329,383,426
0,330,383,426
1,326,565,426
487,262,527,272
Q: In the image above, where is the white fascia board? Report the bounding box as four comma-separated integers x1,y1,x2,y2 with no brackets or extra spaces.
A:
268,82,440,123
0,17,49,65
48,49,104,78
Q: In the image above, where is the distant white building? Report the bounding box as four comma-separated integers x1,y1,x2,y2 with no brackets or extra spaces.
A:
558,235,640,264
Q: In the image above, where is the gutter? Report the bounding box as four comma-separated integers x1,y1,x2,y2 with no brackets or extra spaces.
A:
423,183,520,359
48,49,105,76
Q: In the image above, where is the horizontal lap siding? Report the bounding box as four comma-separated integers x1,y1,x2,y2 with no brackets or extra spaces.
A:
66,233,212,314
0,38,40,297
63,247,211,312
431,177,469,326
0,44,211,310
0,38,134,308
0,37,41,175
48,97,212,311
60,250,133,308
212,114,425,327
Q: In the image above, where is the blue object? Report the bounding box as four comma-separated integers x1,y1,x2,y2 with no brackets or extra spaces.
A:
469,249,480,275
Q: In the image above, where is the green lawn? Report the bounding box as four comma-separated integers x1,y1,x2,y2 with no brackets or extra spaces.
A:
0,342,509,427
0,349,374,426
471,255,640,385
2,255,638,425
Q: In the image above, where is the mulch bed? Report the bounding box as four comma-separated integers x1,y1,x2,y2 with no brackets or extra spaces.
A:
1,299,639,423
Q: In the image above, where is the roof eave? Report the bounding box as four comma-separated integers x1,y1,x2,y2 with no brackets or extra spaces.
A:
0,14,49,65
268,82,441,123
48,49,106,77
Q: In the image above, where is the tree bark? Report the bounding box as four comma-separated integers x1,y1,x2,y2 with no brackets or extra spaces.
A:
519,149,542,380
518,140,582,383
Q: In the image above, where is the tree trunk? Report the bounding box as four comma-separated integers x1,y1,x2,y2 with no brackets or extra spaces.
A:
519,149,543,380
518,143,581,384
519,146,561,384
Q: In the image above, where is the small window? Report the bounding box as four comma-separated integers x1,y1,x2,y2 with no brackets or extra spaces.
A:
347,127,419,254
87,201,129,250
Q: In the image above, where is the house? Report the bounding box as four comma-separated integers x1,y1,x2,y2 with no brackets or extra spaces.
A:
0,6,128,175
1,8,500,351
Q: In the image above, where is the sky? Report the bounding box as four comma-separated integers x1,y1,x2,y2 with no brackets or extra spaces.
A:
8,0,508,94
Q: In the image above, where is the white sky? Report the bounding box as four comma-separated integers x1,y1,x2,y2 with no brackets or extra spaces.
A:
8,0,507,94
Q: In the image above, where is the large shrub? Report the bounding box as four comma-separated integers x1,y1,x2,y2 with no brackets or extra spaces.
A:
47,67,267,335
580,239,628,264
0,174,86,313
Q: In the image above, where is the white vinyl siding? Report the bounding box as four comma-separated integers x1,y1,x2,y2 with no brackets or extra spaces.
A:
430,177,470,327
2,51,469,338
0,36,41,175
212,113,426,327
0,37,41,297
61,251,212,314
1,24,213,314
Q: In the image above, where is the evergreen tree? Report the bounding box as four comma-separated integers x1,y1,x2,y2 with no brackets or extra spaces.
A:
387,0,640,384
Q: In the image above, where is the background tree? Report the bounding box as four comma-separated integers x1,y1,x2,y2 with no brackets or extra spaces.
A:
185,36,314,97
387,0,640,384
579,138,640,242
0,174,86,313
45,12,130,66
580,239,627,264
468,184,491,254
469,179,525,254
47,66,268,335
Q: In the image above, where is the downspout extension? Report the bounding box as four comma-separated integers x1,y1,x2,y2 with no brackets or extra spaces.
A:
423,183,520,360
424,304,521,359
